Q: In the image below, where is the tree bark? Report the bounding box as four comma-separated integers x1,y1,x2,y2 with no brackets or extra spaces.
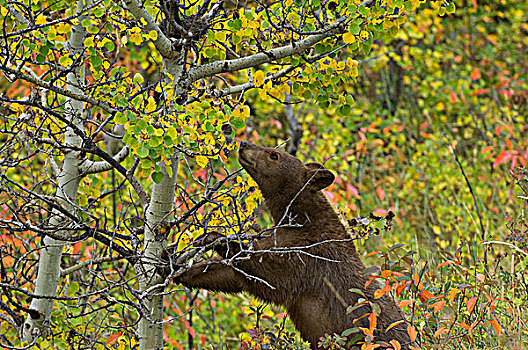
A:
136,159,179,350
21,0,91,341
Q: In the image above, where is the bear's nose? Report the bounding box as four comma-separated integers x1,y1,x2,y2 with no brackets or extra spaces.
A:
240,141,248,149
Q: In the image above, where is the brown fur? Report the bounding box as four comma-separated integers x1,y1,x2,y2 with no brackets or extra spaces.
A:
177,142,412,349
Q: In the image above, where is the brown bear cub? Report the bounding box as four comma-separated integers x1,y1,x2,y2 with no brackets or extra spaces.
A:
177,142,412,349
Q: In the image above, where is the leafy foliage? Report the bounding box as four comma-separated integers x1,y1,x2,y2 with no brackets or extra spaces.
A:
0,0,527,348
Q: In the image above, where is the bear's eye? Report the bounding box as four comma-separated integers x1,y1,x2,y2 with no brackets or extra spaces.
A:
270,152,279,160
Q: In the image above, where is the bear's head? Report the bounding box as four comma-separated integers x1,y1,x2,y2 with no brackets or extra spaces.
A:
238,141,335,201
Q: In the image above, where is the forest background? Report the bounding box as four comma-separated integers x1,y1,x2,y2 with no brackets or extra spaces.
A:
0,0,527,349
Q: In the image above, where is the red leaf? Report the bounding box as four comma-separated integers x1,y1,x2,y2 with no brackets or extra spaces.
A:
183,319,196,338
449,90,458,103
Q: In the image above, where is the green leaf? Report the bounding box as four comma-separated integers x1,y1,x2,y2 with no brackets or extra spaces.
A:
349,24,361,35
358,5,370,16
136,146,149,158
152,171,165,184
341,328,360,337
230,117,245,129
349,288,366,298
115,112,127,124
363,37,373,55
90,55,102,67
341,104,351,116
136,119,147,130
67,282,79,297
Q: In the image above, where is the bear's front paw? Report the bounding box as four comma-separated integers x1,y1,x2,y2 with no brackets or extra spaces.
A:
193,232,224,248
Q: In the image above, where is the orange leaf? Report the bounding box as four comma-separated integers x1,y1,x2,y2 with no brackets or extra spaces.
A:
381,270,391,278
72,241,83,255
489,317,502,335
368,313,377,333
374,288,386,299
386,320,405,333
412,273,419,286
467,296,478,314
472,88,490,96
366,251,381,257
434,326,448,338
432,300,446,313
418,289,435,303
470,68,481,80
395,283,405,297
458,322,470,330
106,332,122,346
468,320,478,338
389,340,401,350
399,300,411,308
448,288,460,303
407,324,417,342
376,186,385,201
436,260,455,269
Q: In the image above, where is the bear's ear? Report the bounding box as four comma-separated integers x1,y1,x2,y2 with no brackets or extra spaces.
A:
305,163,335,191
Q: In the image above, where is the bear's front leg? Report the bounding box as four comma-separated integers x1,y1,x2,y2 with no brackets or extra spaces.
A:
175,256,247,294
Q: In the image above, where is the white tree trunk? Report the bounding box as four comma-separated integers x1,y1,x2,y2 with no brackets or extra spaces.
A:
21,0,91,341
136,159,179,350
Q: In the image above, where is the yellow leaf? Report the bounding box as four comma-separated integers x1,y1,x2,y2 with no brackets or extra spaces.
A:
130,33,142,45
253,70,265,87
343,32,356,44
35,14,47,25
177,233,191,252
359,30,369,41
145,96,156,113
268,87,282,101
133,72,145,85
149,30,158,40
216,31,226,42
84,37,94,47
196,155,208,168
57,23,71,34
258,88,267,100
